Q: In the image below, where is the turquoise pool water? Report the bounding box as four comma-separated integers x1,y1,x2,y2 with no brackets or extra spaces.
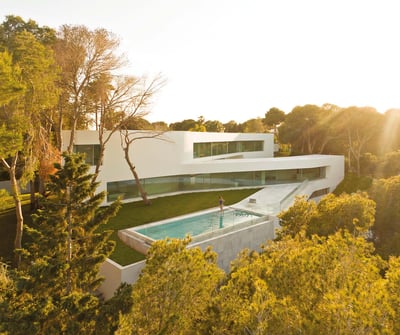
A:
136,208,262,240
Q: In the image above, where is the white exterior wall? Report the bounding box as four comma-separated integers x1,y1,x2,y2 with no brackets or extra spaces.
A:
62,130,276,200
61,131,343,205
99,259,146,300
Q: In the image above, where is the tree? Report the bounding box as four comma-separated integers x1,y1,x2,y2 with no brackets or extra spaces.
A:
242,118,266,133
334,106,383,175
54,25,125,152
26,153,120,292
119,129,166,205
378,150,400,178
277,192,376,239
84,73,164,184
0,128,24,266
359,152,379,177
278,104,337,154
210,232,392,334
0,50,25,104
125,237,225,334
379,109,400,154
189,116,206,132
0,262,13,303
169,118,197,131
369,176,400,258
308,192,375,237
121,117,153,130
223,120,243,133
276,195,317,240
205,119,225,132
263,107,285,133
1,15,60,205
209,249,302,334
151,121,169,131
0,26,59,266
0,15,56,49
2,153,125,334
386,256,400,334
332,172,373,195
0,262,17,334
0,189,9,212
12,29,60,199
54,25,165,184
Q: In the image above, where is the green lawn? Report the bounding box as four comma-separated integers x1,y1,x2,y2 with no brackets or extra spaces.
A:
0,188,260,266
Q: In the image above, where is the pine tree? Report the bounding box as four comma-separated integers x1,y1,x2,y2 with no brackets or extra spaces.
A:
3,152,124,334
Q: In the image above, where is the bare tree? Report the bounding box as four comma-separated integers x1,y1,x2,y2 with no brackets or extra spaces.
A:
87,73,165,183
119,129,168,205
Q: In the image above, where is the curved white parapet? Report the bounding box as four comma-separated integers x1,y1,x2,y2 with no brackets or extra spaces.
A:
117,230,153,255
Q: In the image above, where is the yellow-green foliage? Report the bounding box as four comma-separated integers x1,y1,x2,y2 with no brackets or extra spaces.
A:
128,237,225,334
211,232,394,334
277,192,375,239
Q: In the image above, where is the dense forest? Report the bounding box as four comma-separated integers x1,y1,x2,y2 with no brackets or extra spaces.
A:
2,15,400,334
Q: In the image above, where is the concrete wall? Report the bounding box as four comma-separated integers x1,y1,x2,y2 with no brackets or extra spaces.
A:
99,216,278,299
189,217,278,272
98,258,146,300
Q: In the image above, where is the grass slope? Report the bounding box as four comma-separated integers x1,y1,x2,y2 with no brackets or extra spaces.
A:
0,188,260,266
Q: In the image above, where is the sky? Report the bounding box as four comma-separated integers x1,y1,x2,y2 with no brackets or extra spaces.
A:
1,0,400,124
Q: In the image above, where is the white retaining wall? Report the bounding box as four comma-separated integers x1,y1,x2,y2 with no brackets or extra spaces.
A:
98,259,146,300
98,216,278,299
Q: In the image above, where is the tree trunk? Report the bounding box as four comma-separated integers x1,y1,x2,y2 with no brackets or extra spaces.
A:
30,179,36,211
132,167,150,205
9,156,23,268
122,143,151,205
92,138,105,185
56,103,64,152
67,117,78,153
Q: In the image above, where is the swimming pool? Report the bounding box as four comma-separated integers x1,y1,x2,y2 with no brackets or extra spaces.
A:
135,208,263,240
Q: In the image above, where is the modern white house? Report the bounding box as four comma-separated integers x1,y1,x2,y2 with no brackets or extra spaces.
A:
62,130,345,299
62,130,344,205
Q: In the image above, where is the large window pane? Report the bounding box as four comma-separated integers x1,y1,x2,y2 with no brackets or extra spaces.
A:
193,143,211,158
106,167,325,202
211,142,228,156
107,180,138,202
194,140,264,158
73,144,101,166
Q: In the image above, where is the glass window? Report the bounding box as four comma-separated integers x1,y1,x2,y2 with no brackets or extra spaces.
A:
107,180,138,202
193,143,211,158
241,141,264,152
254,141,264,151
211,142,228,156
228,141,239,153
194,140,264,158
74,144,100,166
106,167,325,202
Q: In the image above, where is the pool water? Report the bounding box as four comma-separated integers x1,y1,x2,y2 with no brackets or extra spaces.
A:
136,208,262,240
